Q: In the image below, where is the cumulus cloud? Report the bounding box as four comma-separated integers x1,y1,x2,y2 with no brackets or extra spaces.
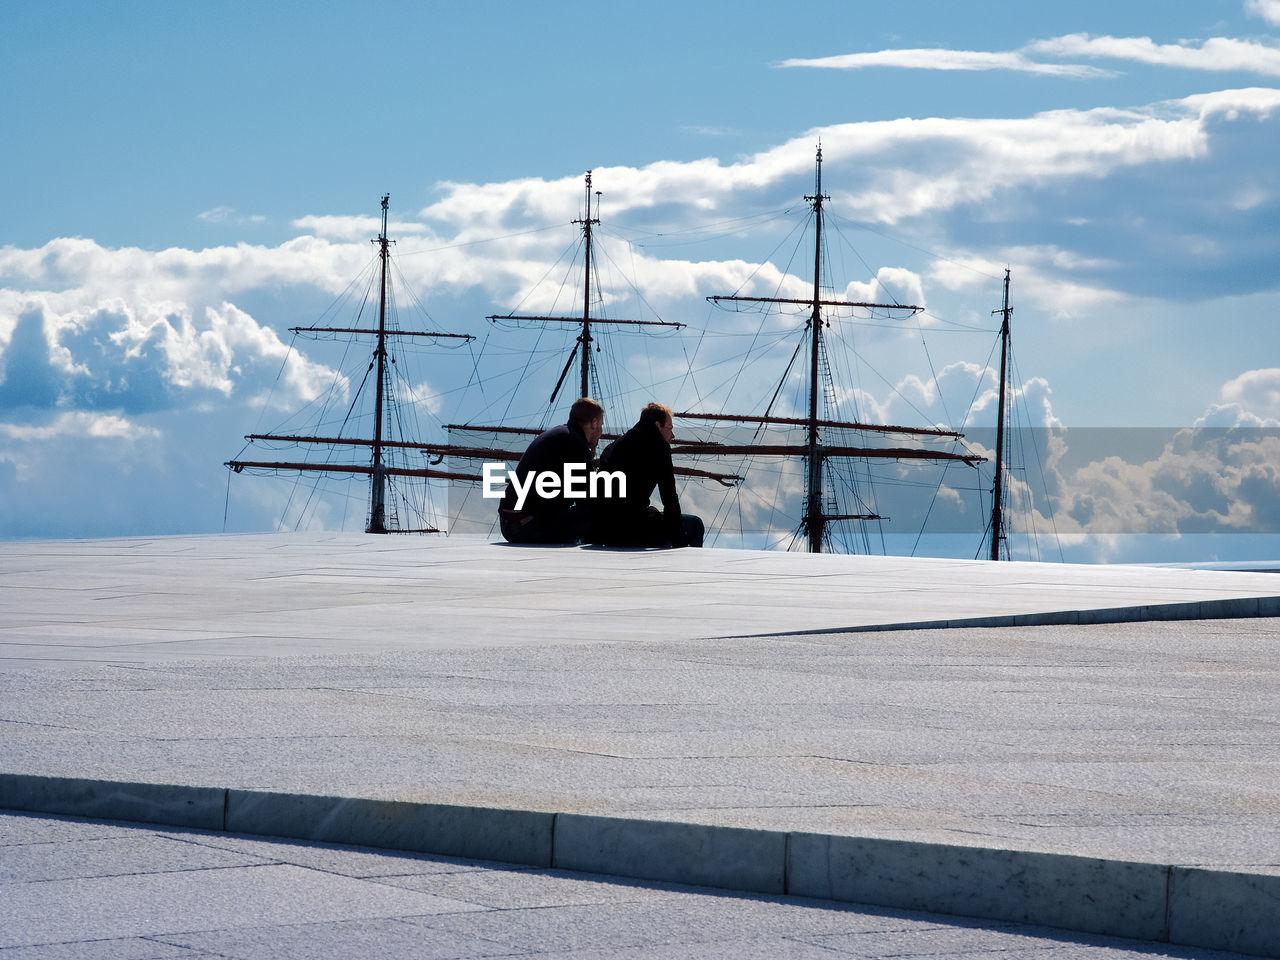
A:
421,88,1280,241
1248,0,1280,26
1046,427,1280,535
293,214,432,240
802,359,1280,548
926,366,1280,540
3,80,1279,544
0,237,359,417
843,267,927,309
1198,368,1280,426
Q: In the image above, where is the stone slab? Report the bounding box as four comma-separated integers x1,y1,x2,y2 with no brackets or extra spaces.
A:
5,535,1280,666
5,534,1280,955
7,776,1280,956
16,810,1247,960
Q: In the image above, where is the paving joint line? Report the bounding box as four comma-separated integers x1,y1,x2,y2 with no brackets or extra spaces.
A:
1,772,1275,958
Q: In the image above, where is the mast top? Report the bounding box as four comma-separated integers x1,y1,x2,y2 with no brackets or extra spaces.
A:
376,194,393,247
575,170,600,227
805,144,828,207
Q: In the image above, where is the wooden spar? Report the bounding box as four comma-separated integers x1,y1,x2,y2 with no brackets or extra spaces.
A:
243,433,528,461
242,432,743,484
488,315,682,329
446,415,964,442
670,443,984,465
709,296,923,312
673,411,963,439
225,460,483,483
444,423,545,436
292,326,474,339
674,465,744,485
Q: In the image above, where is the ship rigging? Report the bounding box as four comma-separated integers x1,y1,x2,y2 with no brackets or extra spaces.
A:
674,147,985,552
226,162,1035,556
225,195,477,534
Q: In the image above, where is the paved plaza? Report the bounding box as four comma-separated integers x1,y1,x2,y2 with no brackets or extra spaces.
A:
1,534,1278,957
2,810,1259,959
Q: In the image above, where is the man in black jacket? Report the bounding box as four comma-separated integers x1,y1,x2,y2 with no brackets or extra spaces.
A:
498,397,604,544
589,402,704,548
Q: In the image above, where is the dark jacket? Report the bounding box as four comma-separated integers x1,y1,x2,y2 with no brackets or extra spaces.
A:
591,418,686,547
500,419,594,517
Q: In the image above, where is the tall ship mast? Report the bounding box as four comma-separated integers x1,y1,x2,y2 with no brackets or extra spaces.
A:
679,147,984,552
445,171,743,489
486,172,685,405
988,267,1012,561
226,195,478,534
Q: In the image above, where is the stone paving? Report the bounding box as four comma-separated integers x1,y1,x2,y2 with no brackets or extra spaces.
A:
2,533,1279,956
1,811,1257,959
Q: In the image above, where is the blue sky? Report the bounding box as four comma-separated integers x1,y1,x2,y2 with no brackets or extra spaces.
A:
3,0,1280,560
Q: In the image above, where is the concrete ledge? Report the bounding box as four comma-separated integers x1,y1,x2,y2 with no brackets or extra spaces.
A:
227,788,554,867
1170,867,1280,958
748,594,1280,637
787,833,1169,942
2,773,1277,958
0,772,225,831
554,812,785,894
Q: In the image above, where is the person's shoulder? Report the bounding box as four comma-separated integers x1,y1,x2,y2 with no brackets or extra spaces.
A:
533,423,577,448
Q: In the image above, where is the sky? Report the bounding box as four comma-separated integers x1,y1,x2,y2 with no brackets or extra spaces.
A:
3,0,1280,561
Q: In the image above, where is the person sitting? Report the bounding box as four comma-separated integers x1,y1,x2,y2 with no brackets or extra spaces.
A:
589,402,704,548
498,397,604,544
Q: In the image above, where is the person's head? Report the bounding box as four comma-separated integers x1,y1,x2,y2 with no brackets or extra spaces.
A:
569,397,605,446
639,401,674,443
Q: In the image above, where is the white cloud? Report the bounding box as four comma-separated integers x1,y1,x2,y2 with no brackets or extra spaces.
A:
293,214,431,240
0,410,163,483
928,247,1130,320
858,363,1280,540
1029,33,1280,77
1248,0,1280,26
779,49,1111,78
0,238,361,413
681,124,744,137
420,91,1259,242
0,410,159,442
780,32,1280,80
843,267,927,310
1200,368,1280,426
2,84,1278,543
197,206,266,226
